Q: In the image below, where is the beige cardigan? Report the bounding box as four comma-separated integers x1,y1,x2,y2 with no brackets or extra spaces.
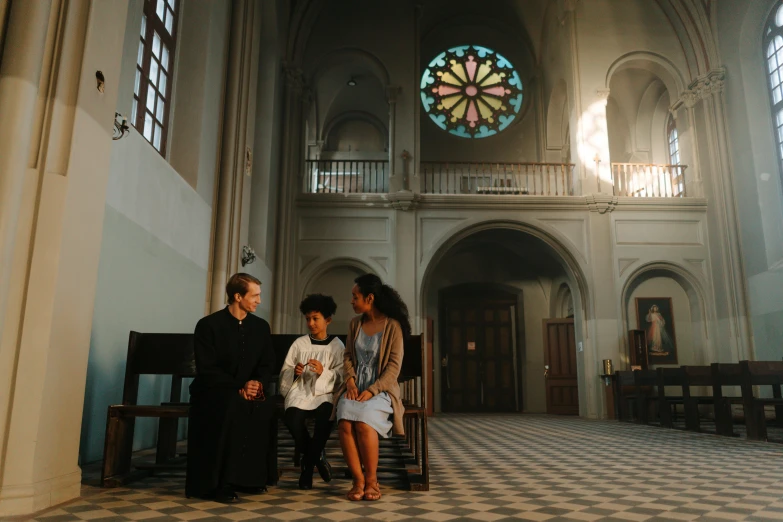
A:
332,315,405,436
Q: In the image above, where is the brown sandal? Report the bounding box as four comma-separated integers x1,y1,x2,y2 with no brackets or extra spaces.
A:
363,482,381,501
347,483,365,501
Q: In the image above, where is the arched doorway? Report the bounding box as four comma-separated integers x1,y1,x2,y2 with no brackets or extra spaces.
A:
420,225,589,415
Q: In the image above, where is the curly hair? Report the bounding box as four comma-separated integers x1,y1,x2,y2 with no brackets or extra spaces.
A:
299,293,338,319
354,273,411,339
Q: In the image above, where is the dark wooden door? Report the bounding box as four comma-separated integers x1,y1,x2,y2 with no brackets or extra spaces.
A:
543,319,578,415
442,299,517,412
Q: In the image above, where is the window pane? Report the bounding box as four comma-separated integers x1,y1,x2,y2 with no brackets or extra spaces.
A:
153,123,162,150
156,0,165,21
156,96,165,122
144,112,153,140
776,5,783,27
140,14,147,37
167,0,175,11
134,69,141,95
159,71,167,94
161,45,169,71
147,84,156,111
775,86,782,105
165,8,173,34
153,32,161,58
137,41,144,66
131,99,138,123
149,59,159,87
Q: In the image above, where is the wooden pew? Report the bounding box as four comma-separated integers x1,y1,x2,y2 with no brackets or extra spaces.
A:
632,369,658,425
101,332,195,487
614,370,635,421
711,363,744,437
656,367,685,428
102,331,429,491
739,360,783,441
681,365,715,432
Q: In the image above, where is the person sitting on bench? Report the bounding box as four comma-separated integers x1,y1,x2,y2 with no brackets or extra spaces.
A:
336,274,409,502
279,294,345,490
186,273,275,503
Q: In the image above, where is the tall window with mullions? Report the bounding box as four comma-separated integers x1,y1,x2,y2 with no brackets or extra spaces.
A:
132,0,177,154
765,2,783,179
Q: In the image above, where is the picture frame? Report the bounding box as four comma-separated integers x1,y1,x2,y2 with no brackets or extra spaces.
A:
635,297,678,365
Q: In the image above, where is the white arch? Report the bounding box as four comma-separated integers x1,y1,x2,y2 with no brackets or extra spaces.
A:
605,51,687,101
300,256,378,302
321,110,389,146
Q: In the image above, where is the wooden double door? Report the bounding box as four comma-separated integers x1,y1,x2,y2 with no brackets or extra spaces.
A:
441,291,518,412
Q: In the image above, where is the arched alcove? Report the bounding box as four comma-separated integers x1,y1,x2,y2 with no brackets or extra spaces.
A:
621,264,710,367
302,260,377,336
419,220,592,416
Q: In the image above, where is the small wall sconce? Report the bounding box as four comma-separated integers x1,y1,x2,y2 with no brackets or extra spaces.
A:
113,112,129,140
96,70,105,93
241,245,256,267
347,76,357,87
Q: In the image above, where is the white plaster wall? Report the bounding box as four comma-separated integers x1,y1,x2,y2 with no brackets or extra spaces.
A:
80,0,229,464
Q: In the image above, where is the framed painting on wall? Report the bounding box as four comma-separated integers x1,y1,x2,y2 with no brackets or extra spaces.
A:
635,297,678,365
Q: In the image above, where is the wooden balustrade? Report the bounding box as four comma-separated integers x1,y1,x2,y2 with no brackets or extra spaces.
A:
304,160,389,194
611,163,687,197
421,161,575,196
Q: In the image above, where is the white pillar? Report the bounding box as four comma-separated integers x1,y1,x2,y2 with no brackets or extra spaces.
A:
0,1,127,515
209,0,257,312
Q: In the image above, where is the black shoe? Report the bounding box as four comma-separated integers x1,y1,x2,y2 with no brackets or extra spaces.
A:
315,451,332,483
298,460,314,490
233,485,266,494
214,489,239,504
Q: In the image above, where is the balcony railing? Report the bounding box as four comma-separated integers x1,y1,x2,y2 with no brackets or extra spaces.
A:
422,162,575,196
611,163,687,197
304,160,389,194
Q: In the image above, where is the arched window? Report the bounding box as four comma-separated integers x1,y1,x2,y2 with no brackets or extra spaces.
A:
667,114,680,165
764,3,783,175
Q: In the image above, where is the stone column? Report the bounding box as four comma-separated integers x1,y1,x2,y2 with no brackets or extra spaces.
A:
0,0,52,368
209,0,257,312
688,70,753,360
271,67,305,332
0,1,127,515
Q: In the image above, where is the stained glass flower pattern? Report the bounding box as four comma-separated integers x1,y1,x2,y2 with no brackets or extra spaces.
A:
421,45,523,138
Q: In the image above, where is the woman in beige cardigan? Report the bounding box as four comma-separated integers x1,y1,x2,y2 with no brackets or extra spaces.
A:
334,274,410,501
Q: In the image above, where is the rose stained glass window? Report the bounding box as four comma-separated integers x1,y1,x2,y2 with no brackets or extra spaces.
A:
420,45,523,139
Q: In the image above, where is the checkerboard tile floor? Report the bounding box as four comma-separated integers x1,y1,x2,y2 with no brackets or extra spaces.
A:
25,415,783,521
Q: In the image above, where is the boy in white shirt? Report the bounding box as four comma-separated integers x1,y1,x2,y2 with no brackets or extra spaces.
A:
279,294,345,489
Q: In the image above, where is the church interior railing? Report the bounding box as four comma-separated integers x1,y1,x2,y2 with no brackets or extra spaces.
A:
303,160,389,194
611,163,687,197
421,161,575,196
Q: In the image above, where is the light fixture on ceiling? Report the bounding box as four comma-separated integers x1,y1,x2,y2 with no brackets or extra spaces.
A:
347,76,357,87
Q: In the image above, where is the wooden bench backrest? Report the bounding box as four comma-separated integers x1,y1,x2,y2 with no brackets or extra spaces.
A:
615,370,634,386
656,367,684,387
682,365,712,387
740,360,783,386
121,331,424,406
633,369,657,386
123,332,196,405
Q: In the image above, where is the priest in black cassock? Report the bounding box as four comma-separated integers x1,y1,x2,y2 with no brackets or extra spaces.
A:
186,273,276,503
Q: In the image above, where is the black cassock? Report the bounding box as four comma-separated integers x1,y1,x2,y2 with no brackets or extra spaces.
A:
186,307,276,498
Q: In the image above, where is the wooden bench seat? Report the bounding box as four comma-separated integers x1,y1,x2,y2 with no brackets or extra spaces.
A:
681,365,716,432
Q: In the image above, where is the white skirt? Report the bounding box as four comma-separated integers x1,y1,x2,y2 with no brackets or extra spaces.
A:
336,392,393,438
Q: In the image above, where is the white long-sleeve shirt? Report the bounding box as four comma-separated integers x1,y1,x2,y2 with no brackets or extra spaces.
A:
279,335,345,410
